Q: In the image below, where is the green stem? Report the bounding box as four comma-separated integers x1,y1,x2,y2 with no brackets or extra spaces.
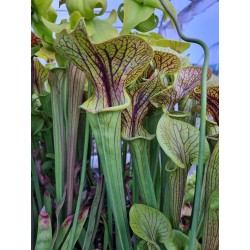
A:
158,1,210,248
129,138,158,209
87,111,132,250
50,69,67,205
67,88,91,250
31,155,42,211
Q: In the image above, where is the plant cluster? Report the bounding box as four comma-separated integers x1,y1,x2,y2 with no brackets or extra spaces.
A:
31,0,219,249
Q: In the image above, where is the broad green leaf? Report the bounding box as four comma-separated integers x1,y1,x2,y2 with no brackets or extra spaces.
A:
55,18,153,113
202,188,219,250
61,207,90,249
164,230,201,250
32,114,44,135
32,58,49,95
189,85,219,124
129,204,172,247
157,114,210,169
35,207,52,250
121,71,163,140
66,0,107,19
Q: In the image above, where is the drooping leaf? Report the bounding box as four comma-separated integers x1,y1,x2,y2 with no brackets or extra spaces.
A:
55,18,153,112
32,0,53,19
32,58,49,95
157,114,210,169
35,207,52,250
66,0,107,19
122,71,163,140
129,204,172,247
42,17,69,33
61,207,90,249
189,85,219,124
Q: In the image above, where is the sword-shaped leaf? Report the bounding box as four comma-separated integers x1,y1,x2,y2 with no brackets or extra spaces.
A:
32,58,49,95
35,207,52,250
189,85,219,124
122,71,162,140
55,18,153,113
156,114,210,169
129,204,172,248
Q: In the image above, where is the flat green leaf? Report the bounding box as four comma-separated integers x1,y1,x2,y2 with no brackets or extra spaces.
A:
157,114,210,169
35,207,52,250
122,70,163,140
55,18,153,112
61,207,90,249
66,0,107,19
129,204,172,247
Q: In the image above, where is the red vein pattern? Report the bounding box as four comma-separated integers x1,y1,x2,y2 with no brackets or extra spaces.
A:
157,115,210,169
189,85,219,124
55,18,153,112
122,71,163,139
32,58,49,95
151,66,212,112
